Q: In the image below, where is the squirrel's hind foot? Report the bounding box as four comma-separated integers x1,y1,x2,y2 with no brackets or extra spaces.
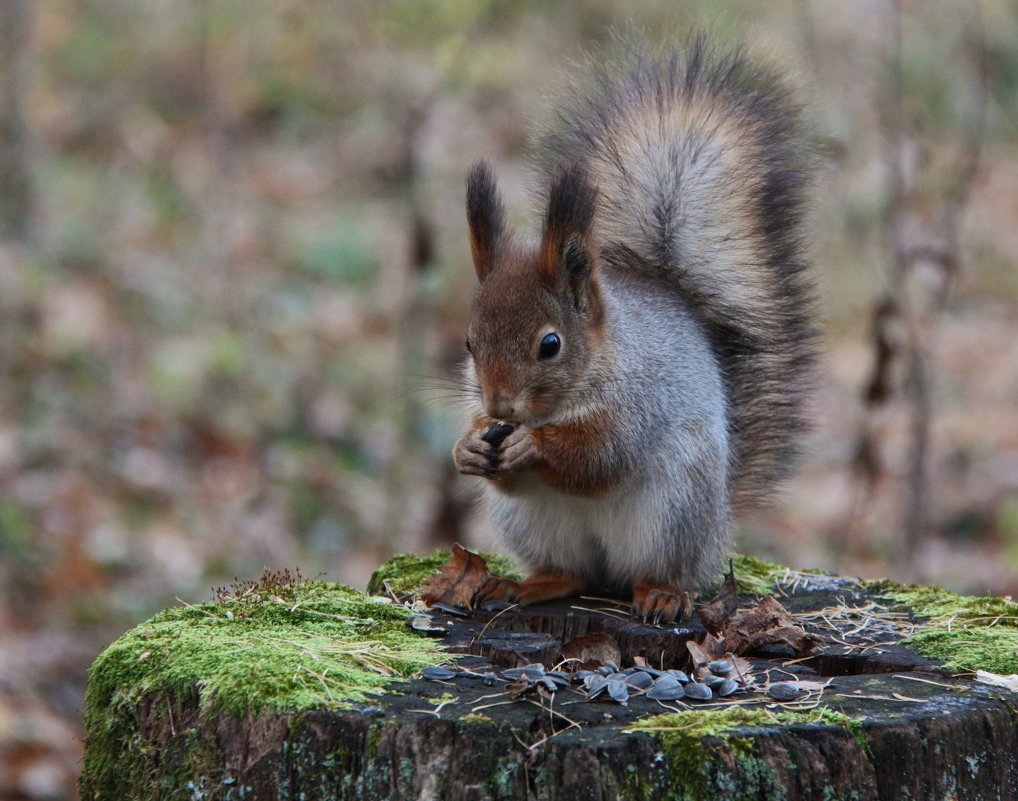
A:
632,583,694,624
476,569,585,607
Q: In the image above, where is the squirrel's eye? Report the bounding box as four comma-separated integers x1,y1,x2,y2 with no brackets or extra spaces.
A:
538,332,561,361
465,338,472,354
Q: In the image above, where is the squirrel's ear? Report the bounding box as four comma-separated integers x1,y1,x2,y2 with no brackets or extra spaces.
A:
560,233,600,316
541,162,599,311
466,160,506,283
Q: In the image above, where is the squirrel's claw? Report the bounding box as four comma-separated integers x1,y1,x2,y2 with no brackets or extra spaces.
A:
496,427,541,473
453,426,501,479
475,575,522,606
476,569,584,608
632,583,694,625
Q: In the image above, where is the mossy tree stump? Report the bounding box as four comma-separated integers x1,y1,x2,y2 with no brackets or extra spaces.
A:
80,554,1018,801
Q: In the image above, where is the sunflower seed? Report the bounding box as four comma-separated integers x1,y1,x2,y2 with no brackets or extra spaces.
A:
607,680,630,703
503,663,546,681
718,679,740,697
481,422,515,446
684,682,713,701
586,677,609,699
652,674,682,692
625,671,654,690
708,659,734,675
421,666,457,681
647,683,686,701
768,683,806,702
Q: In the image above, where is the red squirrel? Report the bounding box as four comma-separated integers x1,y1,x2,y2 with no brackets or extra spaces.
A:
453,37,817,623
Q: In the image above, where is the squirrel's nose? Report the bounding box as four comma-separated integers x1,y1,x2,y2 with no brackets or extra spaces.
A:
485,394,515,421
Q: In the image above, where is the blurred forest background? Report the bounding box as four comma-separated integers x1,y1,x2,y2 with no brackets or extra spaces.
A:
1,0,1017,797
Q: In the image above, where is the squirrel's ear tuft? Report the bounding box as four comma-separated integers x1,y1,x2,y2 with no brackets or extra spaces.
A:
466,160,506,282
541,161,599,311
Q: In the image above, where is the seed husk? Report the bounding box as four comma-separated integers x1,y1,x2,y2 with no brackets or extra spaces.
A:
408,615,446,635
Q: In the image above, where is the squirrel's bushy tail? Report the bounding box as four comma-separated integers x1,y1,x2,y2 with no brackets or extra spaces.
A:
538,35,817,508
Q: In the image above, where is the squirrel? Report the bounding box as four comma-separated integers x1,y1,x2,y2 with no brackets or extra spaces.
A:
452,37,817,623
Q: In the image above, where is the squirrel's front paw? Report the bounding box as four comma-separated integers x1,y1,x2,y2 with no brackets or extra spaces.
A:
494,426,541,474
453,427,499,480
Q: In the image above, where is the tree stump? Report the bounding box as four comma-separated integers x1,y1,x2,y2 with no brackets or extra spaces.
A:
79,555,1018,801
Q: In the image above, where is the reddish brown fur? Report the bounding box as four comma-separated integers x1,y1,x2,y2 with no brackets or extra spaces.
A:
532,410,621,497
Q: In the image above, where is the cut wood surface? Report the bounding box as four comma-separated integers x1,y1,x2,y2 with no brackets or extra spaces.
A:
79,556,1018,801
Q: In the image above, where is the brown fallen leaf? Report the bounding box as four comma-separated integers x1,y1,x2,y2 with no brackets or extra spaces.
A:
725,595,820,657
698,561,739,634
421,544,494,610
561,632,622,668
693,570,821,663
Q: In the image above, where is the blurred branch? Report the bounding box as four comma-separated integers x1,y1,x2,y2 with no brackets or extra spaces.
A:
851,0,988,565
0,0,31,240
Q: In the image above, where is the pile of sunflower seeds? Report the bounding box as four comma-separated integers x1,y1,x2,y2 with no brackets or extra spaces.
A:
421,658,747,705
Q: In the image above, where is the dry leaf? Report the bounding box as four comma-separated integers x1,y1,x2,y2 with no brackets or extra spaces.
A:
421,544,493,610
724,595,820,657
686,639,711,669
695,564,820,660
698,562,739,634
561,632,622,667
728,653,755,684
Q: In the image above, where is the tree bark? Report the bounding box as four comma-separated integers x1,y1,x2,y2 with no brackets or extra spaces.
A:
80,573,1018,801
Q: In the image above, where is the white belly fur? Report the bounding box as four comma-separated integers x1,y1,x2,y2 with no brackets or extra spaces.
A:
484,465,693,588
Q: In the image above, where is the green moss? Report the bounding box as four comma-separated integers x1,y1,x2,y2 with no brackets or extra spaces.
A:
627,706,866,801
899,627,1018,675
81,579,445,799
366,548,521,598
867,580,1018,622
866,579,1018,674
727,553,825,597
